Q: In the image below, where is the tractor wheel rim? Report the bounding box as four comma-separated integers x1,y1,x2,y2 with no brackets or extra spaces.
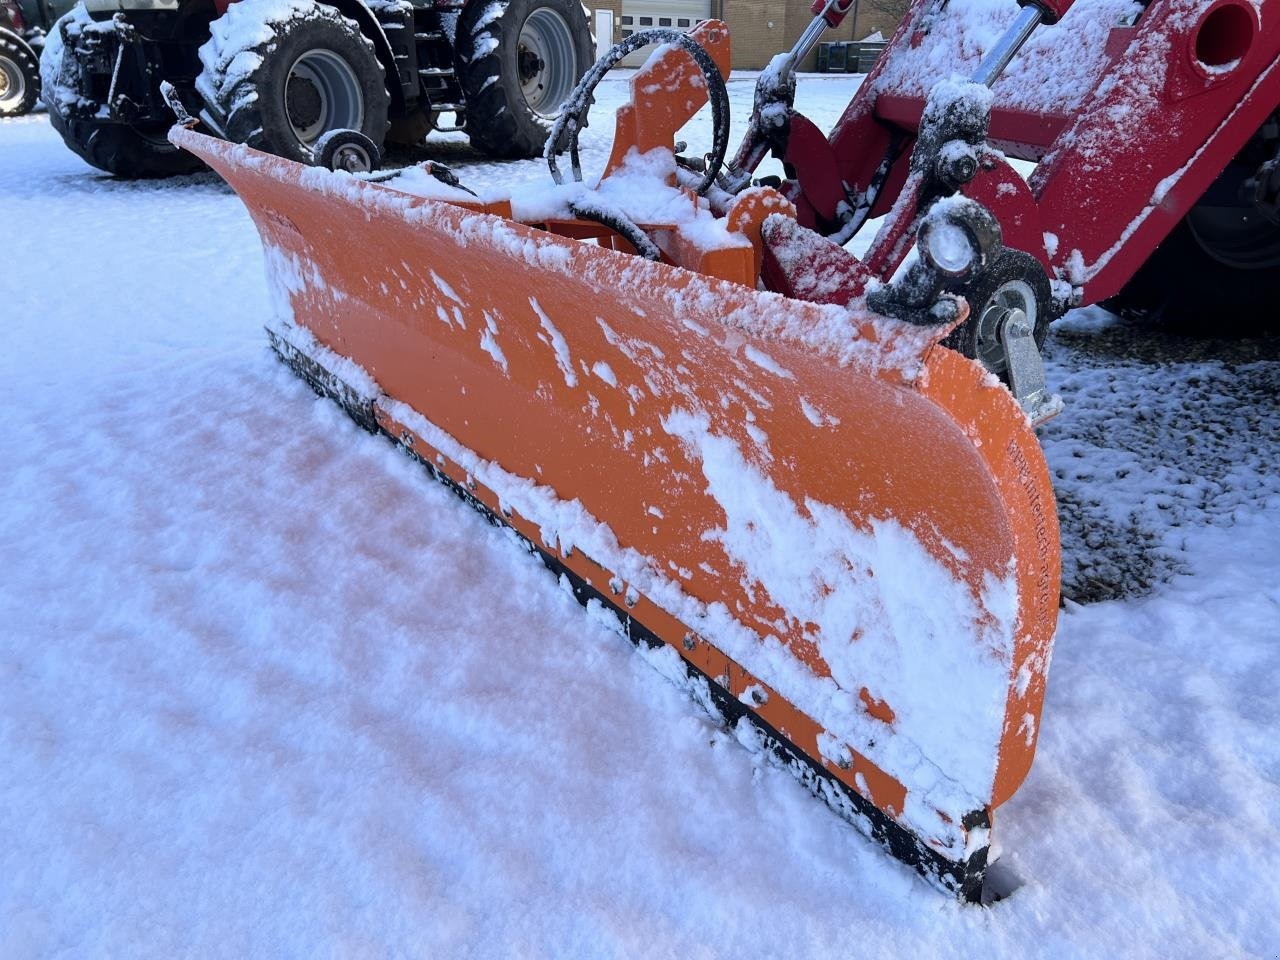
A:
976,278,1037,374
285,49,365,147
517,8,575,117
0,55,23,106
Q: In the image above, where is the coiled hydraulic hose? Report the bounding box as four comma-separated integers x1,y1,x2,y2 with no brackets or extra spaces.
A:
545,28,732,198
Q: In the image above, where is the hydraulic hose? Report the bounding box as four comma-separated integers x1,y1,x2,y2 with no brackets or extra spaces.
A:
545,28,731,197
568,198,663,261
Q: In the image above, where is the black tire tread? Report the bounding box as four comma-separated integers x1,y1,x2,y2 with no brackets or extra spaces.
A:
1102,218,1280,331
197,0,389,163
456,0,592,159
48,109,205,177
1104,127,1280,331
0,27,41,117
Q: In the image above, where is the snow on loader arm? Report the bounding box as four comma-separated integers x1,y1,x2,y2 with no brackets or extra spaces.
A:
169,19,1060,903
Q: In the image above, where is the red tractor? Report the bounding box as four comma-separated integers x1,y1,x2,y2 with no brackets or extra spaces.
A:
40,0,594,176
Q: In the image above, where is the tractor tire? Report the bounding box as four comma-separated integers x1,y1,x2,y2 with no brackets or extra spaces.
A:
456,0,593,159
944,249,1053,384
0,27,39,117
196,0,389,164
1104,136,1280,331
47,110,204,177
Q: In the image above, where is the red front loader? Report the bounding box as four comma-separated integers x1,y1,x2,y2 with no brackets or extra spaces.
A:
755,0,1279,339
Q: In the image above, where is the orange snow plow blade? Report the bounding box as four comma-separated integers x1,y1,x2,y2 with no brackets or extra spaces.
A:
173,120,1059,900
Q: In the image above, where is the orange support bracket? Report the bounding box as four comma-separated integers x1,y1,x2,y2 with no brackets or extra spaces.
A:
603,20,732,185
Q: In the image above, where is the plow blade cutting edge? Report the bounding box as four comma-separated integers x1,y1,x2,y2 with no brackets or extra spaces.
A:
174,128,1060,902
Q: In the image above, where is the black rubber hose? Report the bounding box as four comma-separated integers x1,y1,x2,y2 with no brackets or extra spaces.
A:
829,132,908,245
545,28,731,197
569,198,663,261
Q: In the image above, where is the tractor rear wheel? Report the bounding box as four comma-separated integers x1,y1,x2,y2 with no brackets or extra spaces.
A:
456,0,593,159
1104,135,1280,330
0,27,39,117
196,0,390,164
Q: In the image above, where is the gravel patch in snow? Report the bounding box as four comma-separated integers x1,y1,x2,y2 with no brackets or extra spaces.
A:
1044,308,1280,602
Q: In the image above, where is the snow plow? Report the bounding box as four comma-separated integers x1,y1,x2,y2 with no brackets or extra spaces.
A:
169,30,1061,900
166,0,1280,899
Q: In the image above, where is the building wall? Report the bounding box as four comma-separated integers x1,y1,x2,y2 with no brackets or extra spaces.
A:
715,1,788,70
718,0,901,70
591,0,625,46
587,1,902,71
588,1,709,46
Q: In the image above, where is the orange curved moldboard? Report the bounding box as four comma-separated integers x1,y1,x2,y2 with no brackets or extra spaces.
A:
176,130,1060,880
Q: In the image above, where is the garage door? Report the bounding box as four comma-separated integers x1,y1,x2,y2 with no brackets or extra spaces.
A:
617,0,713,65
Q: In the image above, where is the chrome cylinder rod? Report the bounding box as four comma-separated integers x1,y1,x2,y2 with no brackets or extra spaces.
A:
971,3,1044,87
778,0,854,77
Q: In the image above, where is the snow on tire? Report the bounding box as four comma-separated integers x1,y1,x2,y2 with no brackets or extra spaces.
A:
456,0,593,160
196,0,390,164
37,3,87,118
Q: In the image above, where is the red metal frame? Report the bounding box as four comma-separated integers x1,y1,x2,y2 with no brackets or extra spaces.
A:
781,0,1280,308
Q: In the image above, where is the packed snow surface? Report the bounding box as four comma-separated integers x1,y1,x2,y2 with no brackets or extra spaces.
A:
5,66,1280,957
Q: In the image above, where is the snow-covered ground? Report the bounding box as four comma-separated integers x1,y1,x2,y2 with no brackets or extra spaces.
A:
4,72,1279,957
